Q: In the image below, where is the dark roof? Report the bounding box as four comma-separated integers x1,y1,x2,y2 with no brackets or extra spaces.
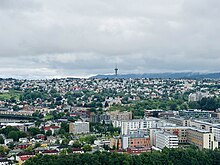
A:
72,148,83,151
42,150,59,154
17,152,35,156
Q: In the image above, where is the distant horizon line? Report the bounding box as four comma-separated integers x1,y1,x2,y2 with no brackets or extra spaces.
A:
1,71,220,80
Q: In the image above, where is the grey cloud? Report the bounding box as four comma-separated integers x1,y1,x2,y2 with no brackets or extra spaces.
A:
0,0,220,78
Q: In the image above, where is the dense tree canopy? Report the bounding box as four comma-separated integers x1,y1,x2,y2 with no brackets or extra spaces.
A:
25,148,220,165
0,126,27,141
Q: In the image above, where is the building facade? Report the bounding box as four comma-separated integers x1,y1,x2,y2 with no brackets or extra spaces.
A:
155,131,178,149
117,117,160,135
187,128,218,150
161,126,189,144
109,111,132,121
69,121,89,134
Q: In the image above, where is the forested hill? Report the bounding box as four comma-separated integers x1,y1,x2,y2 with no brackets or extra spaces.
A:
91,72,220,79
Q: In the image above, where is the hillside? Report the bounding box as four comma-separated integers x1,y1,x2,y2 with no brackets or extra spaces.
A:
91,72,220,79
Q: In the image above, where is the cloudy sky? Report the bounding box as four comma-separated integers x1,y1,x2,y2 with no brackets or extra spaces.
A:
0,0,220,79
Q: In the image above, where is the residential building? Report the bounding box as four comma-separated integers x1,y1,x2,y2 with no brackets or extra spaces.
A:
161,126,189,144
109,111,132,121
213,126,220,142
44,126,60,135
190,120,213,132
187,128,218,150
110,138,122,149
188,92,210,102
167,117,190,127
118,117,160,135
89,113,111,124
180,109,213,119
69,121,89,134
155,131,178,149
124,135,150,149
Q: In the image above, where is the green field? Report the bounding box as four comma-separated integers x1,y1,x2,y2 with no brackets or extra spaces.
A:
0,90,22,101
44,114,53,120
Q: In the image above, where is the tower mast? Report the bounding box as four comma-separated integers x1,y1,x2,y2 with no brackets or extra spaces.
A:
115,64,118,76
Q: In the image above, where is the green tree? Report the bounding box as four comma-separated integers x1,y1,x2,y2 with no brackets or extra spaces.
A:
8,142,15,150
24,148,220,165
34,142,41,148
8,131,18,141
28,127,42,136
0,136,4,144
72,140,82,148
0,146,8,155
61,122,69,133
46,130,52,136
82,144,92,152
25,146,33,152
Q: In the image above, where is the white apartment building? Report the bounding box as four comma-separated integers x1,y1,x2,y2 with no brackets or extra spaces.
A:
155,131,178,149
118,117,160,135
213,126,220,142
188,92,210,102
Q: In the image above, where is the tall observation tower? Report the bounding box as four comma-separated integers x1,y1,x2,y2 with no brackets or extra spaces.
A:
115,65,118,76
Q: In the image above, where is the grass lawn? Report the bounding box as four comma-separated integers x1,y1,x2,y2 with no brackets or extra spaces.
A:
0,90,22,101
44,115,53,120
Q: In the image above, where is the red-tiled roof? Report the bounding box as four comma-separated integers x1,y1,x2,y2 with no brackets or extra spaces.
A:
20,155,34,161
44,126,60,131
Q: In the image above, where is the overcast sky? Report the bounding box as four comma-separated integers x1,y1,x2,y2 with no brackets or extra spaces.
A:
0,0,220,79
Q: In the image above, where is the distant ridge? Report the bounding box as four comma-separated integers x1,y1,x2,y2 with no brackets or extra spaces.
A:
90,72,220,79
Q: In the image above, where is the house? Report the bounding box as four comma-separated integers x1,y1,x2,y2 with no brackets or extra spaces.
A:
4,139,13,145
0,157,10,165
19,138,29,143
127,148,151,155
72,148,84,154
17,143,30,150
44,126,60,135
17,152,35,165
36,134,46,140
41,150,59,155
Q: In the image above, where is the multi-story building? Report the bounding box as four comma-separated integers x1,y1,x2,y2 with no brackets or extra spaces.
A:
180,109,213,119
0,123,35,132
213,126,220,142
145,109,176,118
188,92,210,102
119,117,160,135
187,128,218,150
155,131,178,149
161,126,189,144
44,126,60,135
110,138,122,149
188,93,198,102
69,121,89,134
89,113,111,124
145,110,163,117
167,117,190,127
110,134,151,150
189,119,220,144
109,111,132,121
190,120,213,132
121,134,151,149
